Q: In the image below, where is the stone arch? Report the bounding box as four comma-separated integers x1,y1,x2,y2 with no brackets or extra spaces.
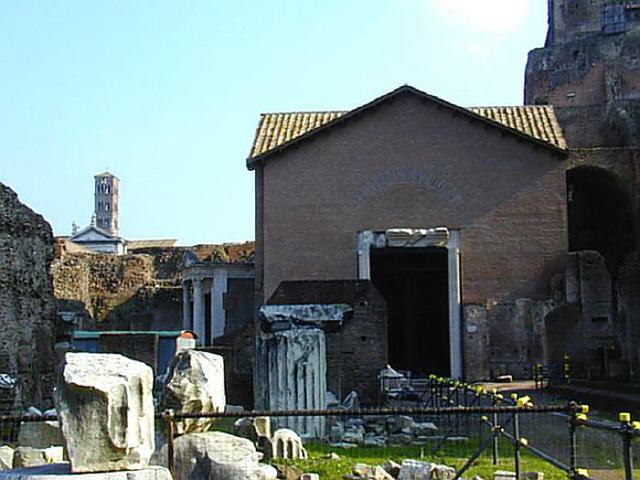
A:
567,166,635,273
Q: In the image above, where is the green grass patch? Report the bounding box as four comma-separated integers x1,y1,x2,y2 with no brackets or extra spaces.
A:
271,439,569,480
212,417,237,433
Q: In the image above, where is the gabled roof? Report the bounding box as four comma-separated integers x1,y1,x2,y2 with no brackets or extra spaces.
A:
247,85,567,169
70,225,122,242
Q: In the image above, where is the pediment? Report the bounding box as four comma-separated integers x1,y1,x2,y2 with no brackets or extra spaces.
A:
71,226,115,242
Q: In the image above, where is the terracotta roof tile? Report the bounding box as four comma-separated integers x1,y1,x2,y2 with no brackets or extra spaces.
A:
249,105,567,159
468,105,567,150
127,239,178,249
249,111,345,158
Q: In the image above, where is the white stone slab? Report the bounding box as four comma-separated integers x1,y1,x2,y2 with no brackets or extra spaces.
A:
0,464,171,480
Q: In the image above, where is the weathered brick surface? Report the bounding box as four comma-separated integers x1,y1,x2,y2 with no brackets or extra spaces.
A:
546,0,608,45
98,333,159,374
0,183,56,412
51,252,181,330
526,19,640,148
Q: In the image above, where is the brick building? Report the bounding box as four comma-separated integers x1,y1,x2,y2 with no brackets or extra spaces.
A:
247,86,569,389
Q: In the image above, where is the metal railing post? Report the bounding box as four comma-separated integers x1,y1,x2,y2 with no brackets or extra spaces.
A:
622,430,634,480
492,395,500,465
620,413,634,480
569,420,578,477
513,411,521,480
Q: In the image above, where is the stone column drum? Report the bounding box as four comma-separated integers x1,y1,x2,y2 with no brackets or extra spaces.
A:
255,329,326,438
54,353,155,473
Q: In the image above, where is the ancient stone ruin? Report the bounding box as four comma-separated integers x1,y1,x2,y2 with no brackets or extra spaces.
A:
0,182,56,414
0,352,170,480
54,353,155,472
160,349,226,435
255,304,354,438
155,349,281,480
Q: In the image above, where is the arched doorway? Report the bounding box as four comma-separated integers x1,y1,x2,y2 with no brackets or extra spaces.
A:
567,166,635,273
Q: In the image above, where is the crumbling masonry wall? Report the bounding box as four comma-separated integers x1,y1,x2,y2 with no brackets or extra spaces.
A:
0,183,56,413
526,7,640,148
51,250,182,331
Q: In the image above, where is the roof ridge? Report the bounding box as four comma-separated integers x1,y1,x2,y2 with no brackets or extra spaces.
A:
469,105,555,110
261,105,555,116
260,110,348,115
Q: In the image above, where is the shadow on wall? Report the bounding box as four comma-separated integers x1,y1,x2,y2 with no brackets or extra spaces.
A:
99,287,182,331
55,287,182,332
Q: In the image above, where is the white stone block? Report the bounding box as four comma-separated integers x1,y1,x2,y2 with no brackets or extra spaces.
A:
171,431,270,480
0,463,171,480
54,353,155,473
0,446,14,470
264,429,308,460
398,460,434,480
160,350,225,435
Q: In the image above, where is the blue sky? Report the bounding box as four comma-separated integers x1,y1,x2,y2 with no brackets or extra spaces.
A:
0,1,547,245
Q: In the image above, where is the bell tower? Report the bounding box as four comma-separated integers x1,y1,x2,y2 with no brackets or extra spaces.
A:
94,172,120,236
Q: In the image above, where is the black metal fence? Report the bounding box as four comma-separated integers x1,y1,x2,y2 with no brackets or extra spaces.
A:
0,377,638,480
157,377,638,480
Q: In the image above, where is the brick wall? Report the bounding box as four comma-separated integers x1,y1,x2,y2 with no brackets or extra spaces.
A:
259,93,567,302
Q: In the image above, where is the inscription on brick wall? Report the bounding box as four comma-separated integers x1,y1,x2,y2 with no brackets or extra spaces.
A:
355,167,463,205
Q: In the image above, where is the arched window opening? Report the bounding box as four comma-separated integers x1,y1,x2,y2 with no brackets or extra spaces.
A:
567,166,635,273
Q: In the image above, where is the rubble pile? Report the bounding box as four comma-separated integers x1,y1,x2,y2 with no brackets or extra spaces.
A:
329,415,443,449
344,459,456,480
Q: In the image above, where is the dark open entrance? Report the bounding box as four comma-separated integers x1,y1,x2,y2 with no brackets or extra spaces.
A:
370,247,450,376
567,166,635,272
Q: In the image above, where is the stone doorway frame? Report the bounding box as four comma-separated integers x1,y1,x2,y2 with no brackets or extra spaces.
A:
357,227,462,378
